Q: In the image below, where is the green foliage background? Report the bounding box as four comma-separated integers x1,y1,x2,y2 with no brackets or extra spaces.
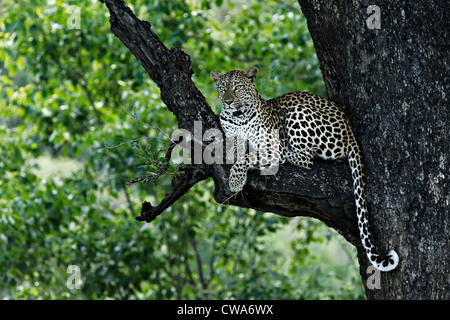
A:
0,0,365,299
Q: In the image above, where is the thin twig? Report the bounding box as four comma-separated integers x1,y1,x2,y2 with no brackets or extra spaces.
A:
190,236,208,291
231,217,260,275
219,191,241,205
120,104,174,143
274,0,301,12
102,136,166,150
155,164,182,176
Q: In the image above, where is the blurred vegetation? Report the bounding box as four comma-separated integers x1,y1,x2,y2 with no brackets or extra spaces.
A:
0,0,365,299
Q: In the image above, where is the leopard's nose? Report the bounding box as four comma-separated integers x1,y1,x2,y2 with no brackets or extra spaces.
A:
224,99,233,105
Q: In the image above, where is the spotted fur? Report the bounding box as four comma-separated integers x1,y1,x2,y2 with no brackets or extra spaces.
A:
211,67,399,272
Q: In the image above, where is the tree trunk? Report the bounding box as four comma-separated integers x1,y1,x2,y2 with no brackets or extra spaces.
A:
298,0,449,299
100,0,449,299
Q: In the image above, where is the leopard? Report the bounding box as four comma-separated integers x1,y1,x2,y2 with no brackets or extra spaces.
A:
211,66,399,272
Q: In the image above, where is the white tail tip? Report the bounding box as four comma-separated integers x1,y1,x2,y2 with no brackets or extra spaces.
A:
374,249,399,272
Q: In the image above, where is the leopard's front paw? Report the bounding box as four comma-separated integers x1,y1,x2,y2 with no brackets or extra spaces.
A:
229,168,247,193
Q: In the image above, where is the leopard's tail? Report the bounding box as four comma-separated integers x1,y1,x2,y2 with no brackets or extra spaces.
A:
348,136,399,272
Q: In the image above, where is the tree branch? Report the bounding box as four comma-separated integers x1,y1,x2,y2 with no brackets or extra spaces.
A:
135,166,209,223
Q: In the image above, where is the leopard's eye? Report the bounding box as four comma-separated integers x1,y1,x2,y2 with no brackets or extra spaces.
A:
235,85,243,91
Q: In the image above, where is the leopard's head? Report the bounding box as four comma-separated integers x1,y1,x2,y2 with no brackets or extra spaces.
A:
211,67,261,111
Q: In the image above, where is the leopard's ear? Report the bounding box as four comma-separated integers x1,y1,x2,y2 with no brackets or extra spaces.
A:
244,67,258,82
210,70,222,82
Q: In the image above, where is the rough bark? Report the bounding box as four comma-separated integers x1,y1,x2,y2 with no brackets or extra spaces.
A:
298,0,449,299
100,0,449,299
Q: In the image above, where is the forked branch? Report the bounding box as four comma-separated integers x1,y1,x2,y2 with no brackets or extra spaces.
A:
100,0,361,247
